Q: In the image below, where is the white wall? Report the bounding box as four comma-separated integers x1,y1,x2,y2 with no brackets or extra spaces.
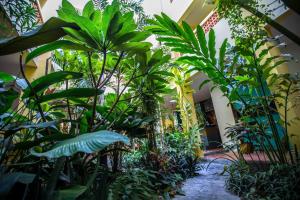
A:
41,0,89,21
142,0,192,21
41,0,193,22
209,18,236,143
212,18,233,48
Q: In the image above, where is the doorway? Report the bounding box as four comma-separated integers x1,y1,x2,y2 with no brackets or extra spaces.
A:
197,98,223,150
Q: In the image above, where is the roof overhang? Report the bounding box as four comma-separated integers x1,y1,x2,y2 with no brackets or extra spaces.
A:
178,0,216,29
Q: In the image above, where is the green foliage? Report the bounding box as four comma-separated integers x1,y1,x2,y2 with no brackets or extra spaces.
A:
130,49,172,104
108,169,157,200
55,185,87,200
31,131,129,158
0,1,183,200
128,49,171,150
0,17,76,55
147,14,227,94
0,172,36,197
0,0,39,33
148,13,299,164
111,168,184,199
94,0,149,29
217,0,300,45
22,71,83,98
226,162,300,200
0,89,18,114
0,71,15,83
38,88,103,103
25,40,92,63
0,72,18,114
55,0,151,53
217,0,267,42
120,127,202,198
163,128,202,177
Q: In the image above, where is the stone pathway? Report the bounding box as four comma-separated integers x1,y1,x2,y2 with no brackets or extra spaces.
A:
174,159,240,200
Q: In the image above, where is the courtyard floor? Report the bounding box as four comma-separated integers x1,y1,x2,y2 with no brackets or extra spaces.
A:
174,158,240,200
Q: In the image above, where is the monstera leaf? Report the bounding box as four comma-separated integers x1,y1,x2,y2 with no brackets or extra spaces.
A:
31,131,129,158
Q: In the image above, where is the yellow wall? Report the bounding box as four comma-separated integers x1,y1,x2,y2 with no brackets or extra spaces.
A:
264,36,300,150
24,52,51,81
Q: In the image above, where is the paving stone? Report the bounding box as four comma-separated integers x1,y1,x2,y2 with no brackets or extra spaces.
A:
173,159,240,200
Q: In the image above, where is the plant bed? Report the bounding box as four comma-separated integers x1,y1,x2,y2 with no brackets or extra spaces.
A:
225,161,300,200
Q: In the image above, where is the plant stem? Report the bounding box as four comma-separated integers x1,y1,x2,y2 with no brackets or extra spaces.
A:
252,47,287,163
88,52,96,87
284,80,294,164
44,157,65,200
19,54,47,122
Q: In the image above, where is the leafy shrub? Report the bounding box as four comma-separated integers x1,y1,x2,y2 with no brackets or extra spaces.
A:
108,169,157,200
119,132,201,198
108,169,183,200
226,161,300,200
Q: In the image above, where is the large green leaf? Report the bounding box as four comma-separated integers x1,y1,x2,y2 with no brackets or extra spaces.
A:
102,2,120,40
62,28,98,49
112,31,151,45
38,88,103,103
148,49,163,67
82,1,95,18
0,17,76,55
25,40,92,63
106,12,123,40
208,29,216,65
0,90,19,114
55,185,87,200
0,172,36,196
219,39,228,71
114,42,152,54
15,133,74,150
3,121,58,137
5,121,57,131
0,72,15,83
30,131,130,158
58,0,102,47
182,21,200,53
196,25,209,58
22,71,83,99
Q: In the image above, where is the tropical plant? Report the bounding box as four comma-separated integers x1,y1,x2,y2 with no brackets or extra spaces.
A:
0,0,39,34
216,0,300,46
129,49,172,151
108,169,157,200
94,0,149,29
170,66,197,133
147,13,298,164
225,161,300,200
0,0,157,199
